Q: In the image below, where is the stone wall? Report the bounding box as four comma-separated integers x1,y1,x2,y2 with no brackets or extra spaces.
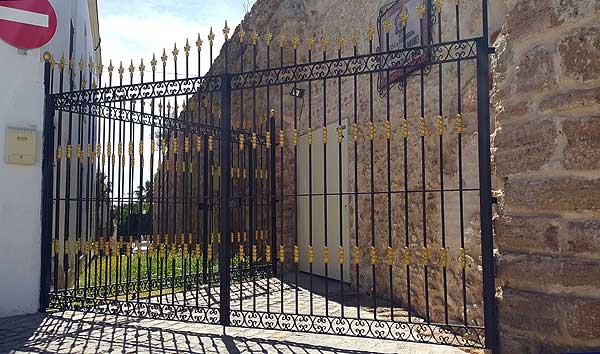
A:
491,0,600,352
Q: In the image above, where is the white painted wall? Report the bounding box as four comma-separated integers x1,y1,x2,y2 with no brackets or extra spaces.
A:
0,0,98,318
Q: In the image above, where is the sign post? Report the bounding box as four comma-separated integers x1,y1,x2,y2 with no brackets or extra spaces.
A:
0,0,57,49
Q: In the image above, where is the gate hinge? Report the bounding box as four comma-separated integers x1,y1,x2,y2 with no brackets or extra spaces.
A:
491,196,499,205
488,47,496,54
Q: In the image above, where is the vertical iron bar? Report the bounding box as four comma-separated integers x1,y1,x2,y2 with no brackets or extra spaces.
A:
219,73,232,327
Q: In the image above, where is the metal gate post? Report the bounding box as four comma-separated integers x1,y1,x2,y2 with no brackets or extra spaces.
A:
476,35,498,353
219,73,232,327
40,54,54,312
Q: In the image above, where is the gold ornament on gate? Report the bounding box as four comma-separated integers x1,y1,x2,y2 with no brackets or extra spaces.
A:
404,246,411,265
440,248,448,267
400,8,409,27
354,246,360,264
459,248,466,269
456,113,463,134
386,120,392,140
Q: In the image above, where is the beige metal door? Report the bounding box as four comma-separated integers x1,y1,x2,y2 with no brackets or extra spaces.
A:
297,120,350,282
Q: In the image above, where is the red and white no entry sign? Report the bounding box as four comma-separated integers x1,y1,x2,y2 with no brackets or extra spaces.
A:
0,0,57,49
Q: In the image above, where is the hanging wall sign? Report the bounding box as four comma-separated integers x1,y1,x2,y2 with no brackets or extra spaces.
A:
0,0,57,49
377,0,429,94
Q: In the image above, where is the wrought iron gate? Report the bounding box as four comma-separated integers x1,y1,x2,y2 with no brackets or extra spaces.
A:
41,0,496,351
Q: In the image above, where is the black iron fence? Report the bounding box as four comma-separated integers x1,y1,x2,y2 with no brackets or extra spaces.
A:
40,0,496,351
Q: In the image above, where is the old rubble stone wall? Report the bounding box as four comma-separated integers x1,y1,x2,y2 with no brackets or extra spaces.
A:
491,0,600,352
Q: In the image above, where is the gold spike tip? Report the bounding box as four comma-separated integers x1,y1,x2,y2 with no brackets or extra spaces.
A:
50,55,56,67
128,60,135,77
383,19,393,33
434,0,444,13
264,32,273,44
238,27,246,43
42,51,52,62
118,61,124,78
58,55,65,70
279,34,286,47
335,35,344,49
416,3,427,18
307,37,316,49
367,26,376,41
351,33,360,47
172,43,179,59
88,56,95,72
79,56,84,71
223,21,230,39
320,36,329,50
69,56,74,70
208,27,215,44
161,49,168,64
151,54,157,70
184,39,191,56
399,8,409,27
139,59,145,74
251,31,259,45
292,36,300,49
196,33,203,49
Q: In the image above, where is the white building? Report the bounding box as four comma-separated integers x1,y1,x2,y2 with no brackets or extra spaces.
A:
0,0,101,318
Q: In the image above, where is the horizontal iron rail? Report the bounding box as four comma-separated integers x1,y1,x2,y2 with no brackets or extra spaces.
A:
49,38,478,104
50,75,223,109
230,38,478,90
52,98,269,144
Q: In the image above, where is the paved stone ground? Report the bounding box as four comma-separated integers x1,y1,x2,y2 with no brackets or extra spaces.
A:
0,311,484,354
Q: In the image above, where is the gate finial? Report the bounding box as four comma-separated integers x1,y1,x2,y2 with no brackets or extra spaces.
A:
172,43,179,61
139,59,145,79
128,60,135,79
161,48,168,65
399,8,409,27
196,33,203,50
223,21,230,40
335,35,344,49
118,61,124,79
184,38,191,57
238,25,246,43
151,54,157,72
367,26,376,41
352,33,359,47
208,27,215,45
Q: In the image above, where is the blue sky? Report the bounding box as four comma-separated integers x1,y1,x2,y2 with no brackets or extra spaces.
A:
98,0,255,78
97,0,255,192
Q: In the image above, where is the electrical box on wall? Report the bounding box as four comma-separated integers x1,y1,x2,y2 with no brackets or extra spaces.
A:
5,127,37,165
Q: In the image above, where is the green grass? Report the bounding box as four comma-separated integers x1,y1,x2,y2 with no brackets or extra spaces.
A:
77,252,264,289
